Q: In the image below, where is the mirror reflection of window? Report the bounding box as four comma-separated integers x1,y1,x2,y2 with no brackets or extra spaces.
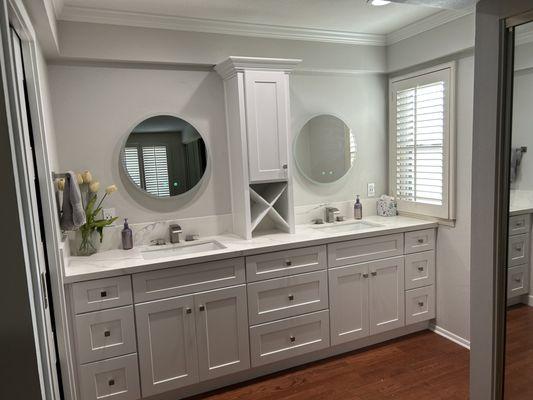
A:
122,115,207,198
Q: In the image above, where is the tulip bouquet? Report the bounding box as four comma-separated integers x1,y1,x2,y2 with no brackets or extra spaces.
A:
64,170,119,256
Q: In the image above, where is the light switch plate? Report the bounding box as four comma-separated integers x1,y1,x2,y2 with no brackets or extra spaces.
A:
102,208,117,221
367,183,376,197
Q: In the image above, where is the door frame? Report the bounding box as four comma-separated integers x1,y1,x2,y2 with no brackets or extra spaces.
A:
471,1,533,399
2,0,75,399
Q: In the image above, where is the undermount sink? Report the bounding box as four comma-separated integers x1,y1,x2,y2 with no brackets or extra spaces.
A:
141,240,226,260
312,220,383,233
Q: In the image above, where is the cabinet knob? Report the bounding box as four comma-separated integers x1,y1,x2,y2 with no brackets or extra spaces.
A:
371,271,377,277
289,336,296,343
282,164,288,170
100,290,107,298
516,246,523,252
417,238,424,244
288,294,294,301
199,305,205,312
418,301,425,307
285,259,292,267
104,330,111,337
417,266,424,272
108,379,115,386
362,273,369,279
515,277,522,283
186,308,192,314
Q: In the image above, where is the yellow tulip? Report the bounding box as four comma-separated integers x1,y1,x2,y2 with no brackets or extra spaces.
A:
57,178,65,191
81,170,93,184
89,181,100,193
76,173,83,185
105,184,118,195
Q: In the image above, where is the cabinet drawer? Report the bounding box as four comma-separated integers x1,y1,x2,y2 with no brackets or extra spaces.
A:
249,310,329,367
78,354,140,400
132,258,245,303
246,245,326,282
405,286,435,325
404,229,435,254
327,234,404,268
405,251,435,290
72,276,132,314
509,214,530,236
247,271,328,325
508,234,530,268
75,306,137,364
507,265,529,299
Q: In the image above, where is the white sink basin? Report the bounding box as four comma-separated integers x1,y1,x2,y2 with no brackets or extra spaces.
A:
312,220,383,233
141,240,226,260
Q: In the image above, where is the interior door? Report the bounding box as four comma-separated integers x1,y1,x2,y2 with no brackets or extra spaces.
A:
1,19,59,399
369,256,405,335
244,70,289,182
328,263,370,345
135,295,199,397
195,285,250,380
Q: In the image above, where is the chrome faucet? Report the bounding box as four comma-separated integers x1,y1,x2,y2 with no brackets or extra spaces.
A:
169,224,182,244
325,207,340,223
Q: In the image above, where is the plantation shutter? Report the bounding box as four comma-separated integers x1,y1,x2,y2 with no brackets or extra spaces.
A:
124,147,142,186
390,65,455,220
142,145,170,197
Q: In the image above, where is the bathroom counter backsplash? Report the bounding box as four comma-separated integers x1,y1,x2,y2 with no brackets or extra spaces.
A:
510,190,533,215
64,214,437,284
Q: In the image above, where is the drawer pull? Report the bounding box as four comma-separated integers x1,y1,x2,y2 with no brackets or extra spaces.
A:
100,290,107,298
285,259,292,266
516,246,523,252
418,301,425,307
185,308,192,314
516,222,523,227
199,305,205,312
371,271,377,277
515,277,522,283
282,164,288,170
288,294,294,301
417,238,424,244
417,266,424,272
108,379,115,386
104,330,111,337
362,273,369,279
289,336,296,343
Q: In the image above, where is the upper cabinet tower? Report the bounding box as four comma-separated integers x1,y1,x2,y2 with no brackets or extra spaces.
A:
216,57,301,239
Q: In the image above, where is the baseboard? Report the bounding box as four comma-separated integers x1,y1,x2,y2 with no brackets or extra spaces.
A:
527,295,533,307
429,323,470,350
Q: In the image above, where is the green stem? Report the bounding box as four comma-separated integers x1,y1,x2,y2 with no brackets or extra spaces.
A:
95,192,108,213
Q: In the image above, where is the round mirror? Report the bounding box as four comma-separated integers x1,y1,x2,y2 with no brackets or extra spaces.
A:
121,115,207,198
294,115,356,184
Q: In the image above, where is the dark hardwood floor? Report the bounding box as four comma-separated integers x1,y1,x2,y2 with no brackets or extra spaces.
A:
505,304,533,400
190,330,469,400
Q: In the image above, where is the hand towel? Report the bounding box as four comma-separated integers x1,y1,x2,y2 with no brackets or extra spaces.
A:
510,148,523,183
60,171,86,230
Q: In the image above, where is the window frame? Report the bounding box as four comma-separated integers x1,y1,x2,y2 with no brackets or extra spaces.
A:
389,62,456,221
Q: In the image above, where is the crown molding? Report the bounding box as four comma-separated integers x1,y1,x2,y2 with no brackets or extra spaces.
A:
386,6,474,45
215,57,302,80
59,6,387,46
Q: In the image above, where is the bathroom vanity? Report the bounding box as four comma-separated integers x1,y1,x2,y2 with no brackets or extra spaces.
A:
63,217,437,400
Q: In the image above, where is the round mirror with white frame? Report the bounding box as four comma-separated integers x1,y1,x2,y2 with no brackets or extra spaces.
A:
121,115,207,198
294,114,356,184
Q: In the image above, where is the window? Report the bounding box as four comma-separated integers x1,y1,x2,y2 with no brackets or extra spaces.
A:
123,145,171,197
389,63,455,220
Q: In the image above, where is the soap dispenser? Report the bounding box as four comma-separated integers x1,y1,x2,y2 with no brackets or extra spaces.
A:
121,218,133,250
354,195,363,220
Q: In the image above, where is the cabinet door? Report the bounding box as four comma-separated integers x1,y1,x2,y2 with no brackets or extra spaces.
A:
328,263,369,345
244,70,289,182
195,285,250,381
369,256,405,335
135,295,198,397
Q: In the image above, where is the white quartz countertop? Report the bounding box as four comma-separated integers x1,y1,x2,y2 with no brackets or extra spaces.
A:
510,190,533,215
64,215,437,284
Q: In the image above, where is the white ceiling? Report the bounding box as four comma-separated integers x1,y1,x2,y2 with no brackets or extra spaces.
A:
57,0,441,36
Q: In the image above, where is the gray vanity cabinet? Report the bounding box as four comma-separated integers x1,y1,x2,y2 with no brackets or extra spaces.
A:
135,284,250,397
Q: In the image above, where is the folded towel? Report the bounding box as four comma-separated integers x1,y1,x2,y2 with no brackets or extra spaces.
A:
60,171,86,230
510,148,523,183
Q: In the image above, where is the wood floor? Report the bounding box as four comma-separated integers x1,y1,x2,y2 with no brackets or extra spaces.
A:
190,330,470,400
505,304,533,400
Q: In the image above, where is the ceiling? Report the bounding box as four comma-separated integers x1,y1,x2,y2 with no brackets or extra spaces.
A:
56,0,442,36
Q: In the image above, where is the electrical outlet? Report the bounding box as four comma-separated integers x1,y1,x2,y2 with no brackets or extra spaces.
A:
367,183,376,198
102,208,117,221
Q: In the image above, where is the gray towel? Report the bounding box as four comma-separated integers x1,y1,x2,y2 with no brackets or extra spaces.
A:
510,148,523,183
60,171,86,230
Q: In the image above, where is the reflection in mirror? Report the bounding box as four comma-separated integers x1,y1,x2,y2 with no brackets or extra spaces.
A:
506,20,533,400
294,115,356,184
121,115,207,198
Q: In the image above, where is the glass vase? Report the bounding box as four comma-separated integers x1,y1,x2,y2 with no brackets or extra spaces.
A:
76,229,100,256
